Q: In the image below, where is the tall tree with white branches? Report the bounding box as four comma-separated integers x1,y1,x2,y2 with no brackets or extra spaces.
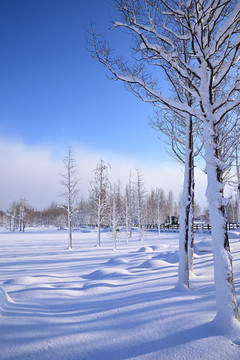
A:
109,183,123,250
90,159,111,247
60,147,80,249
7,201,17,232
90,0,240,326
125,170,134,241
18,198,27,232
135,169,146,241
90,1,200,289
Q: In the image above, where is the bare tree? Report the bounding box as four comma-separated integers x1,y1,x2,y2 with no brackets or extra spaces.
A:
145,187,166,233
124,183,130,242
156,188,166,235
90,0,240,325
18,198,27,232
112,195,117,251
60,147,80,249
125,170,134,242
226,195,238,223
0,210,8,227
109,183,122,250
89,1,197,288
135,169,146,241
7,201,17,232
90,159,111,247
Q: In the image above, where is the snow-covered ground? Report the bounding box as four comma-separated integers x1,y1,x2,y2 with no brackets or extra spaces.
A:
0,227,240,360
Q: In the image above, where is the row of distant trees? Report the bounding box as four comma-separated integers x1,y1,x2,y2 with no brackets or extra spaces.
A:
2,154,220,235
1,189,239,232
1,157,239,237
0,162,185,232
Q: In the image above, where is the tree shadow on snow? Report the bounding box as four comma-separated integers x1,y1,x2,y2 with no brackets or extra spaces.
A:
87,320,222,360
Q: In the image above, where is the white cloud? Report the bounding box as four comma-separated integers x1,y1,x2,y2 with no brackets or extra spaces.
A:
0,138,208,211
0,138,62,210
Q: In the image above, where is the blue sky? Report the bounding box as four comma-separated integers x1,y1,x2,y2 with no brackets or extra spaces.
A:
0,0,163,158
0,0,208,210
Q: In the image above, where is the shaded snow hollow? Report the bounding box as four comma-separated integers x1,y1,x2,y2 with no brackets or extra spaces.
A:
0,228,240,360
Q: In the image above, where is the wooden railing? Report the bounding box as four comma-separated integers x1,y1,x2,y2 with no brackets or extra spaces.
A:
145,223,240,232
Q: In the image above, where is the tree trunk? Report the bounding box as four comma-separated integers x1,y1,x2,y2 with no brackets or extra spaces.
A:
97,206,101,247
125,193,129,244
236,146,240,224
68,201,72,249
9,215,12,232
68,216,72,249
204,122,239,327
157,200,161,237
188,147,194,274
128,172,133,240
138,208,143,241
113,197,117,251
178,115,194,289
68,157,72,249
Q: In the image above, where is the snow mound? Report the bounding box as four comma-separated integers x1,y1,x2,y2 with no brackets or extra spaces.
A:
138,246,154,253
105,258,129,266
82,280,118,290
36,273,67,279
83,267,131,280
154,251,179,264
4,276,50,286
5,276,38,286
0,287,13,308
150,245,161,251
228,230,240,238
140,259,170,269
195,240,212,253
174,282,191,293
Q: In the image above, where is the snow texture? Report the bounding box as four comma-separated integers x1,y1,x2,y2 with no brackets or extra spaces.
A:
0,227,240,359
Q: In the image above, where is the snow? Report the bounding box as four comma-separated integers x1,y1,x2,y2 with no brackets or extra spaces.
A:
0,227,240,360
194,239,212,253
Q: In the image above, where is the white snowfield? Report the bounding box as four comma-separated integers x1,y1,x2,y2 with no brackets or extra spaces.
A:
0,227,240,360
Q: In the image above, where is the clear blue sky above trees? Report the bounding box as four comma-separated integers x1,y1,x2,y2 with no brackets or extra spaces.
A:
0,0,169,161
